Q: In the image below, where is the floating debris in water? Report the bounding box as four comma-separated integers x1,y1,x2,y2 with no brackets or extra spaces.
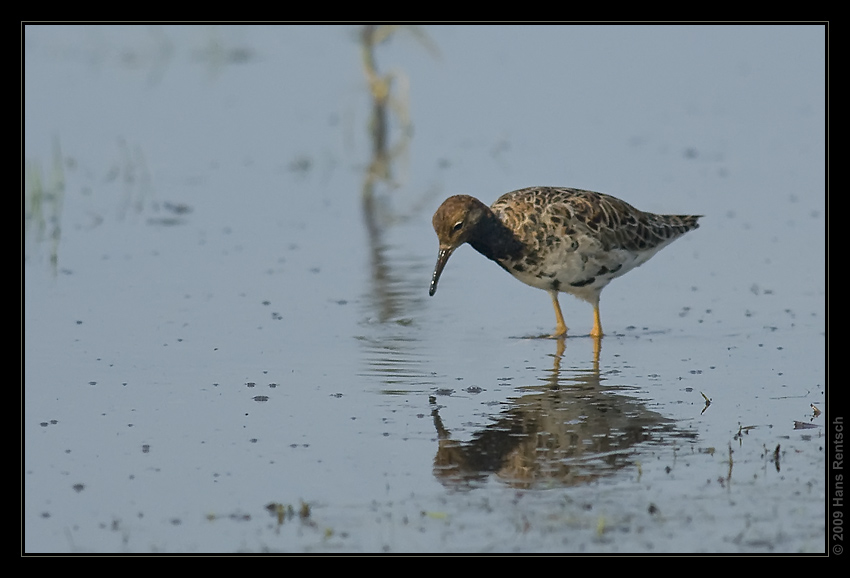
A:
793,421,819,430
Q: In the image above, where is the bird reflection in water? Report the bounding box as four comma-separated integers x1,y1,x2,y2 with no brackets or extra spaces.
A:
431,338,695,489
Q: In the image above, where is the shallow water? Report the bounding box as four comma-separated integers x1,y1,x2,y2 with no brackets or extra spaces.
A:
24,24,826,553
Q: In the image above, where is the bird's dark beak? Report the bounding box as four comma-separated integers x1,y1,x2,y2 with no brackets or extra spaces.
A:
429,247,454,296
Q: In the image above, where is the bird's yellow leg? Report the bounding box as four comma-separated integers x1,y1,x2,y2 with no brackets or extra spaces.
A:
590,301,603,339
548,291,568,337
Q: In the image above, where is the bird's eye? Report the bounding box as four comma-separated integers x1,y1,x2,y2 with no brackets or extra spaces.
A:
452,221,464,232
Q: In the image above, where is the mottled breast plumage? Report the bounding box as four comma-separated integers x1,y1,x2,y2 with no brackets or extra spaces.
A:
480,186,700,298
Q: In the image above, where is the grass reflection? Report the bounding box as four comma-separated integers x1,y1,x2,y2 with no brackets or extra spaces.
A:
24,138,65,273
